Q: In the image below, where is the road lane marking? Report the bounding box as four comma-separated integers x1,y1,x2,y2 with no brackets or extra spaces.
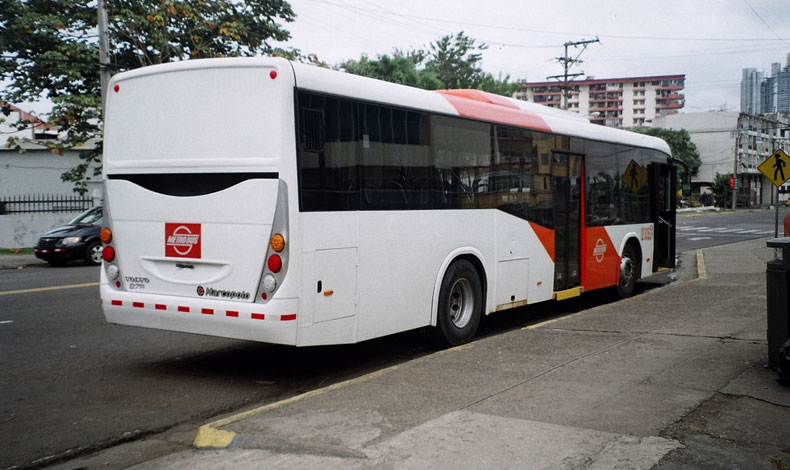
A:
0,320,13,325
0,282,99,296
688,237,712,241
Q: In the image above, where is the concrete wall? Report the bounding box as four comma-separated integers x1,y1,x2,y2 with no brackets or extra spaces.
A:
0,147,101,197
0,212,82,248
654,111,739,184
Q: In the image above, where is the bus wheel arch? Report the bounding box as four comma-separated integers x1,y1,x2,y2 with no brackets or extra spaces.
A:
430,253,487,347
617,237,642,298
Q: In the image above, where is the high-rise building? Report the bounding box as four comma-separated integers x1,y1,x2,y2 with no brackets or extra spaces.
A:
514,75,685,128
741,68,763,114
740,53,790,114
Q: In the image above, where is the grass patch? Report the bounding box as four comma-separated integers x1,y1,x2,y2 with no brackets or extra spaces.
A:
0,248,34,255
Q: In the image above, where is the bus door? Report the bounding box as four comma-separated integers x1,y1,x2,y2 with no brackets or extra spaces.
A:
649,162,676,269
552,152,583,291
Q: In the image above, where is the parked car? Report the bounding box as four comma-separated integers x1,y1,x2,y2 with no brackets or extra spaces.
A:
34,206,103,266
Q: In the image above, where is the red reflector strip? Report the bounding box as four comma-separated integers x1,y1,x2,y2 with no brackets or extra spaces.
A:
111,300,122,306
201,308,214,315
178,306,190,313
281,314,297,321
155,304,167,310
251,313,266,320
133,302,144,308
226,311,239,317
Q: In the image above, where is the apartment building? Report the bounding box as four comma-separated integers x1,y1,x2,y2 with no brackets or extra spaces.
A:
514,75,685,128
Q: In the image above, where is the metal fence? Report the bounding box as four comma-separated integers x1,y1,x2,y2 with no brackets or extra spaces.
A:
0,194,93,214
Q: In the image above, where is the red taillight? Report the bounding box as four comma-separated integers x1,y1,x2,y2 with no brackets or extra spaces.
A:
102,246,115,262
270,70,277,79
268,254,282,273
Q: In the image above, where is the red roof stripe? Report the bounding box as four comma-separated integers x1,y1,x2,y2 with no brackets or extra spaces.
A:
251,313,266,320
280,314,297,321
435,91,551,133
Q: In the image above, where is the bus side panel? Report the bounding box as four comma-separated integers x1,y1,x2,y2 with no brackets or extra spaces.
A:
582,223,655,291
297,212,360,346
494,211,555,309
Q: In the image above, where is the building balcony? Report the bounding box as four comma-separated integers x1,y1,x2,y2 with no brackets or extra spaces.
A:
656,83,685,91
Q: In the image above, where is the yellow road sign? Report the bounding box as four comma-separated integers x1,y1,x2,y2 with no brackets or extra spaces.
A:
759,149,790,188
624,159,648,194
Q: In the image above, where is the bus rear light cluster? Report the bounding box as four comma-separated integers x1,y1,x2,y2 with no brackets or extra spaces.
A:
256,181,290,303
101,226,121,286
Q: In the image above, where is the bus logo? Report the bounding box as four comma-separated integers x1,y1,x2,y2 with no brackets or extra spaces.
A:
165,223,201,258
593,238,607,263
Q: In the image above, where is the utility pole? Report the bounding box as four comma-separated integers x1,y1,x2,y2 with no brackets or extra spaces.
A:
98,0,111,117
547,38,600,110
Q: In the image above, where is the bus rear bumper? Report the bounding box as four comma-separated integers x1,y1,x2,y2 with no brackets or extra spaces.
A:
100,285,299,345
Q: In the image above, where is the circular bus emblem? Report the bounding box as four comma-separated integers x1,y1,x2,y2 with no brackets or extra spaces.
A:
167,225,200,256
593,238,607,263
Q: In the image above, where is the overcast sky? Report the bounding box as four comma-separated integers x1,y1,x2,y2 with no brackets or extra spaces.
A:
281,0,790,113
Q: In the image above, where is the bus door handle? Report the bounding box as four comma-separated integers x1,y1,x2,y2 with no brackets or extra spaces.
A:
658,216,673,228
317,280,322,293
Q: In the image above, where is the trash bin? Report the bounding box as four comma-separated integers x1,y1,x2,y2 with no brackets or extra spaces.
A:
766,238,790,368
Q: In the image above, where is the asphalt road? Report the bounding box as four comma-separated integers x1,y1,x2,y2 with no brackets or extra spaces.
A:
676,208,779,252
0,209,779,469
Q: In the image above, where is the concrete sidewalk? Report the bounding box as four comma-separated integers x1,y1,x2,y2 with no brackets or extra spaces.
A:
56,239,790,469
0,253,45,269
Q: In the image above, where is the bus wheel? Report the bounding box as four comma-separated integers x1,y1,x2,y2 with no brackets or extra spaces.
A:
616,244,640,298
433,259,483,347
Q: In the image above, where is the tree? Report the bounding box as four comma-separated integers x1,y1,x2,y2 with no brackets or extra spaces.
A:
632,127,702,179
340,32,518,95
0,0,296,194
425,31,487,90
341,49,441,90
712,172,733,208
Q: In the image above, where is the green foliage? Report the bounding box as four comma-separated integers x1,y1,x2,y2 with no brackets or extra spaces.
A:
631,127,702,178
712,172,733,207
340,31,519,95
0,0,296,194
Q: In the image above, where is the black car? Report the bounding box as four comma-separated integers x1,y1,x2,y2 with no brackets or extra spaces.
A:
34,206,103,266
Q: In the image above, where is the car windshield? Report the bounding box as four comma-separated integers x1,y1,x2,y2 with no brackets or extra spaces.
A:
68,206,102,225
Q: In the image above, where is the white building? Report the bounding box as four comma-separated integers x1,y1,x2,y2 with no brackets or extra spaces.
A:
655,111,790,207
514,75,685,128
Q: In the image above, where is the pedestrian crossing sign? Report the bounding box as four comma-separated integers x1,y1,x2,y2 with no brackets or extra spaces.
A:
758,149,790,188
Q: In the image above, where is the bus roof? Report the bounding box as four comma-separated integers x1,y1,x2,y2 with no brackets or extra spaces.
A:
110,57,671,157
291,61,671,156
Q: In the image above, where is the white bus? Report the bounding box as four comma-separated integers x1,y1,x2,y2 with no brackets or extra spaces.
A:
100,57,676,347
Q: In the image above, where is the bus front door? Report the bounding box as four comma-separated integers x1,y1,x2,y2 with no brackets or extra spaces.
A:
649,162,677,269
552,152,583,291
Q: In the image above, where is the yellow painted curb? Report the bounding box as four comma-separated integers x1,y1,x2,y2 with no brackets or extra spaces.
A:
696,249,707,280
193,426,237,448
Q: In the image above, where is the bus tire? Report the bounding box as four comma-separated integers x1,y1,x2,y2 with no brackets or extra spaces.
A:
616,243,640,298
432,259,483,347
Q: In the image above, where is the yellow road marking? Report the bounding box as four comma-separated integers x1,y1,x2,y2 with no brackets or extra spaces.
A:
0,282,99,296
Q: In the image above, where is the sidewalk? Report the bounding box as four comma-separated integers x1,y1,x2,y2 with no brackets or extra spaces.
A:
0,253,45,269
56,239,790,469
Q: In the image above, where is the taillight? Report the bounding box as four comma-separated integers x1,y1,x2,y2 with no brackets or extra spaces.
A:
102,246,116,262
270,233,285,252
100,227,113,244
268,254,282,273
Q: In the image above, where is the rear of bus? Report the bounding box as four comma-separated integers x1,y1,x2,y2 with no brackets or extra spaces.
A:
100,58,300,344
